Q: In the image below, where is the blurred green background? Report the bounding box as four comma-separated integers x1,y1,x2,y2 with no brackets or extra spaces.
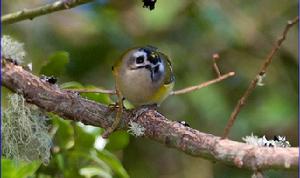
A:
2,0,298,177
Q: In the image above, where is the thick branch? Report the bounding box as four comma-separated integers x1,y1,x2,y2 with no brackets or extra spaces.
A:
2,0,94,25
1,60,298,171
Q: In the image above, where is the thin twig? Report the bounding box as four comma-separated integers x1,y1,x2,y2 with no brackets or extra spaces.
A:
64,72,235,96
212,53,221,77
222,16,299,139
171,72,235,95
102,78,123,138
64,88,116,95
1,0,94,25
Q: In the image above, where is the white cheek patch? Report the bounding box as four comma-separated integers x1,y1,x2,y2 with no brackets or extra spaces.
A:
159,63,164,73
133,51,147,59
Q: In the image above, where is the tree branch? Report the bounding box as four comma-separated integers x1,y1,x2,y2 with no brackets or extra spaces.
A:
212,53,221,77
1,0,94,25
64,88,116,94
1,60,298,171
63,72,235,96
170,72,235,95
222,16,299,139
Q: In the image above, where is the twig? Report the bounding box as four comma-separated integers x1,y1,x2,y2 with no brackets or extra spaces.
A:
1,60,298,171
1,0,94,25
212,53,221,77
64,72,235,96
64,88,116,95
101,78,123,138
171,72,235,95
222,16,299,139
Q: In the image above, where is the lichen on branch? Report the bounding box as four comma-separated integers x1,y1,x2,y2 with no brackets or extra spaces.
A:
2,93,52,165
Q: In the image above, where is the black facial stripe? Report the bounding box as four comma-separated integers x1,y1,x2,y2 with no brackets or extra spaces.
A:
144,65,152,71
131,65,156,81
133,65,151,71
153,65,159,73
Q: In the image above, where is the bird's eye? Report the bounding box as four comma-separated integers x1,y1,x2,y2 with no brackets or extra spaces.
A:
136,56,144,64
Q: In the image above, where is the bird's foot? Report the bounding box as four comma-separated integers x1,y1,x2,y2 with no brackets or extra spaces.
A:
108,98,126,111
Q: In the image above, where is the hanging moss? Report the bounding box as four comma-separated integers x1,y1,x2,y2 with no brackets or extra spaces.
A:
2,94,52,165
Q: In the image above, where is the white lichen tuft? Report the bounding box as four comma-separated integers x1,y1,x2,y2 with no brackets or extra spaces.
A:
273,135,291,148
256,73,266,86
128,120,145,137
1,35,26,63
242,133,267,147
2,94,52,165
243,133,291,148
27,62,32,71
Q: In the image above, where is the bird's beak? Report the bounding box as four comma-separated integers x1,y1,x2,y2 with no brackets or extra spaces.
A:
130,65,145,70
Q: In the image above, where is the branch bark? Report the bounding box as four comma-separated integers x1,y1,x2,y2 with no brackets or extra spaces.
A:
1,0,94,25
1,60,298,171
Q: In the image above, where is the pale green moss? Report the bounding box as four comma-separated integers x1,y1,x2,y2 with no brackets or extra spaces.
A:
2,94,52,164
1,35,26,63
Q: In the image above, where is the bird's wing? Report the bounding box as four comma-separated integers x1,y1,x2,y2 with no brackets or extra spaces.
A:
160,52,175,85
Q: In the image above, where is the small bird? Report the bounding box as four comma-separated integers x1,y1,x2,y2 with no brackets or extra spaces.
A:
113,45,175,106
102,46,174,138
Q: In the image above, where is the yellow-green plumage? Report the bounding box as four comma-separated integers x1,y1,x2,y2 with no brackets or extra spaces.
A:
147,81,174,105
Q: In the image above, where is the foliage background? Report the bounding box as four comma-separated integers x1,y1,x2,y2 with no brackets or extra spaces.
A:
2,0,298,177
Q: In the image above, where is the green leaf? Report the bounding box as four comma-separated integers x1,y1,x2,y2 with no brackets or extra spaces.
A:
52,116,74,150
80,85,113,104
1,158,41,178
97,150,129,178
79,166,112,178
105,131,129,151
73,124,96,151
60,82,113,105
55,154,65,171
40,51,69,77
60,81,83,89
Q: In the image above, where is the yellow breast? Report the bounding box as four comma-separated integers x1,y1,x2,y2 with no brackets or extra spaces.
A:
147,81,174,106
